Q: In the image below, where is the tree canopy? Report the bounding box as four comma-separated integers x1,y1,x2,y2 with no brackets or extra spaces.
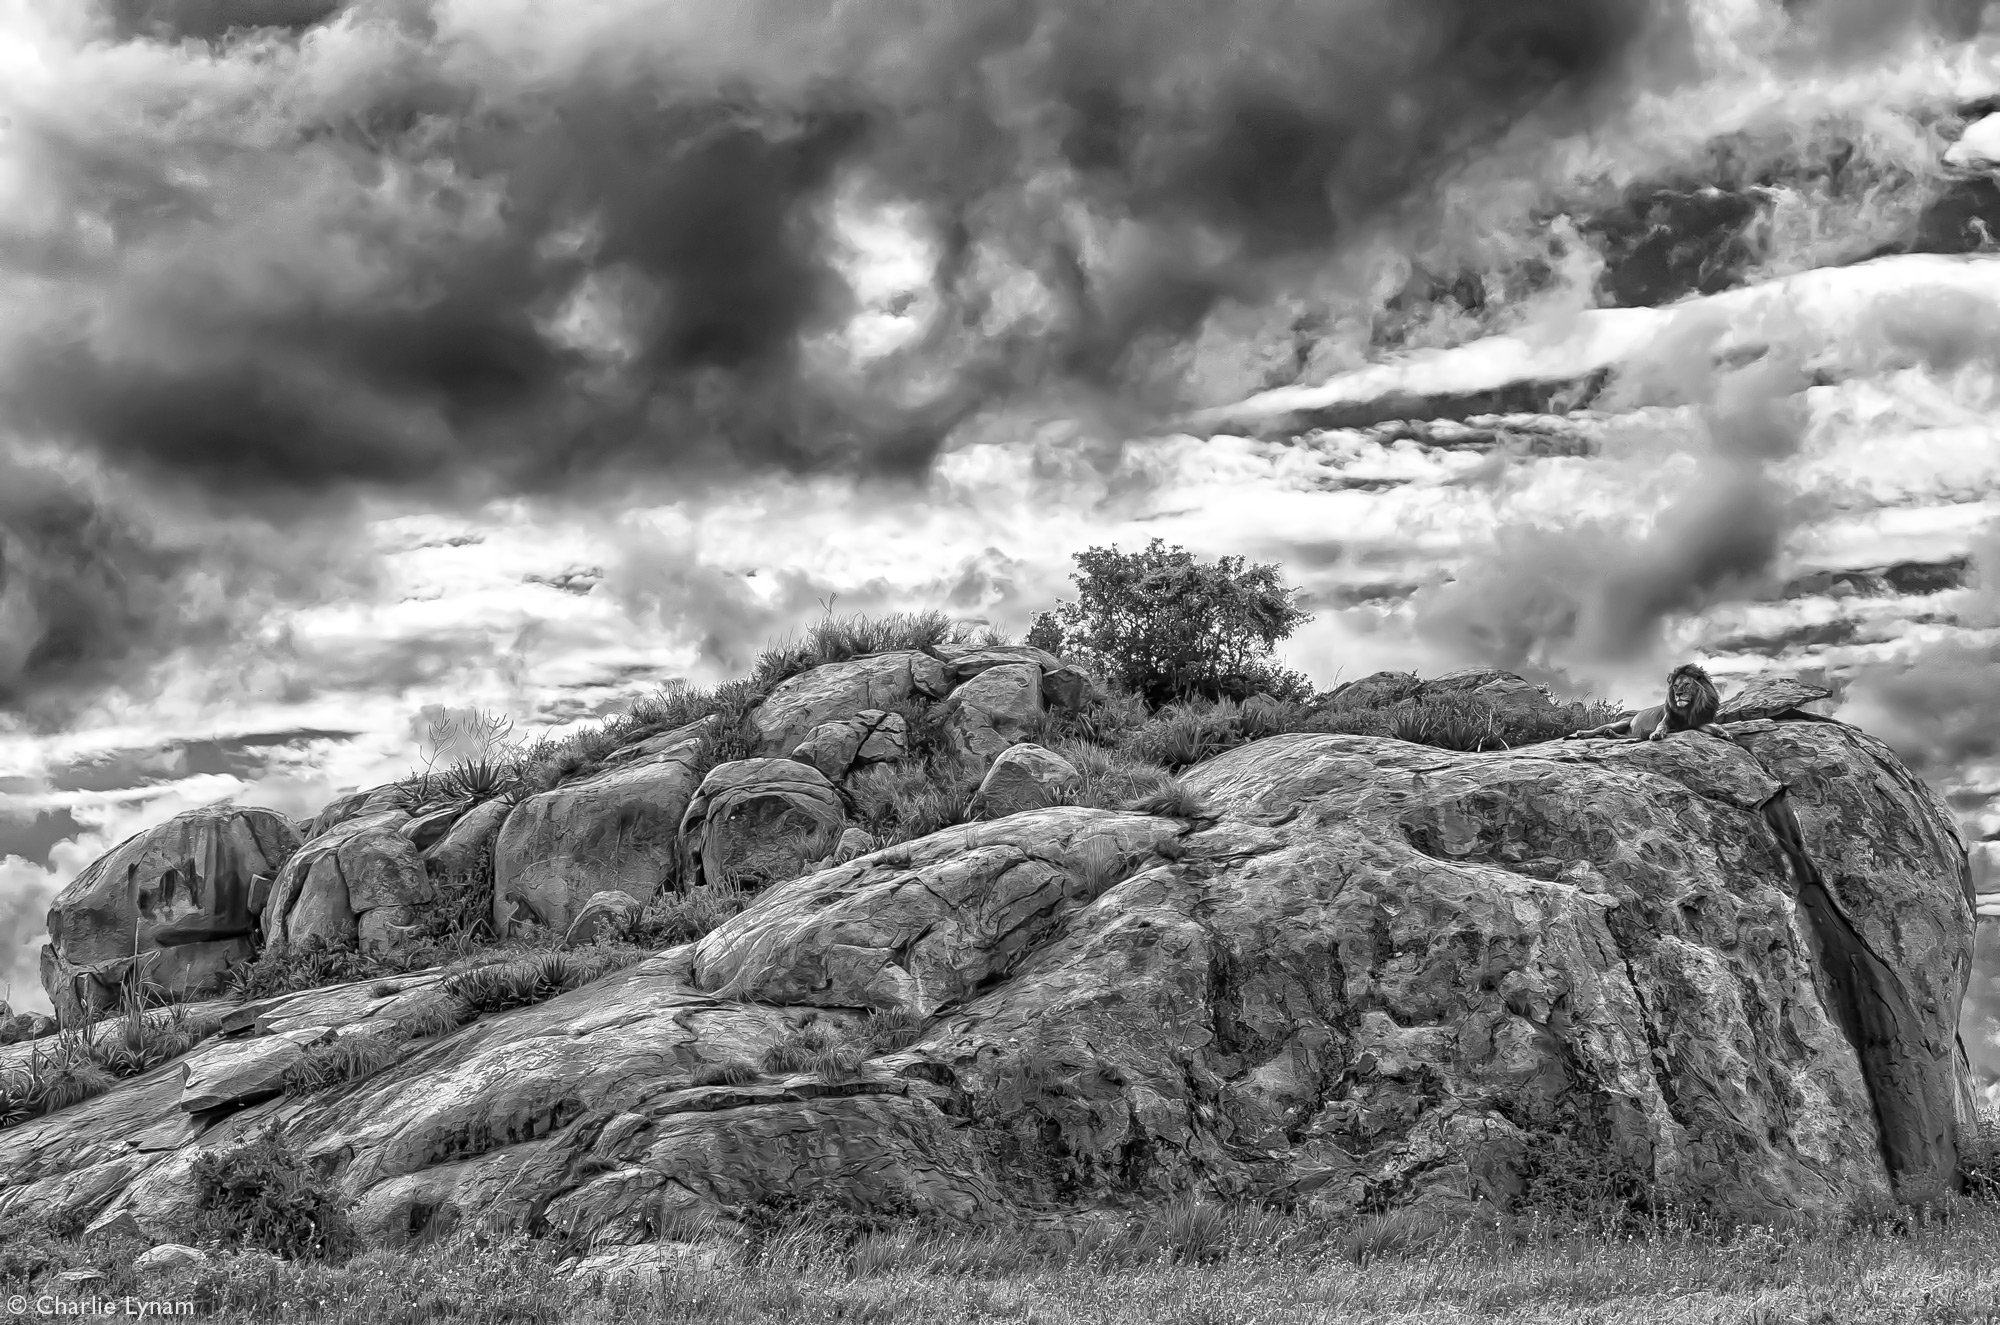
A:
1028,539,1314,708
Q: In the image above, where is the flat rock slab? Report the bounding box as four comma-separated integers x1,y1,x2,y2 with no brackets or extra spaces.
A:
178,1027,334,1113
1717,675,1833,723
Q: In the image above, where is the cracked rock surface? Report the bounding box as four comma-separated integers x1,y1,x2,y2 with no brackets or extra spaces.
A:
0,716,1972,1244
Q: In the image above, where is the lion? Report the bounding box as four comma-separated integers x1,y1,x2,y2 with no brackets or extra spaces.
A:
1564,663,1732,744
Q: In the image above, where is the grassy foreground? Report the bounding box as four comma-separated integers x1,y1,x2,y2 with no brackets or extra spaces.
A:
12,1200,2000,1325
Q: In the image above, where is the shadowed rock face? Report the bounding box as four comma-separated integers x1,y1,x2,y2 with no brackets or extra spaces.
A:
0,716,1972,1243
677,759,845,893
39,806,301,1012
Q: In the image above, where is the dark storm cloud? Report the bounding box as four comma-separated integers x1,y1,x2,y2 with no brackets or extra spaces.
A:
103,0,342,40
3,0,1970,713
0,448,369,724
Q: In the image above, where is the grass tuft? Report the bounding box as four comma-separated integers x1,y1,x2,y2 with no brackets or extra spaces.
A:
1123,780,1213,821
690,1059,761,1088
440,946,644,1016
282,1033,406,1098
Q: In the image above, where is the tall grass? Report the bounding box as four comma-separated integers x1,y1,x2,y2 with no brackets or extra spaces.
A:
0,984,221,1131
749,610,997,693
17,1191,2000,1325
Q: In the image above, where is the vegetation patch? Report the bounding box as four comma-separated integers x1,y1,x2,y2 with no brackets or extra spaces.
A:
632,885,752,947
690,1059,760,1088
440,946,644,1016
282,1033,406,1098
188,1133,356,1261
1028,539,1315,708
0,985,221,1132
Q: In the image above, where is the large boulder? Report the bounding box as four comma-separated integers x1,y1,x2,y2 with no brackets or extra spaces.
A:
0,711,1973,1246
1418,667,1556,722
943,662,1043,763
678,760,846,892
0,1006,56,1045
262,811,430,959
491,720,709,936
972,743,1080,818
752,653,948,757
39,805,301,1014
304,787,403,841
562,891,645,950
1326,670,1423,709
422,796,512,882
937,645,1089,712
789,710,908,782
1717,674,1833,723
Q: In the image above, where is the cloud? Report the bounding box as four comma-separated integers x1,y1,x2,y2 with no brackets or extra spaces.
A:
0,0,1698,714
1840,517,2000,775
1411,334,1814,679
0,852,62,1014
0,447,373,726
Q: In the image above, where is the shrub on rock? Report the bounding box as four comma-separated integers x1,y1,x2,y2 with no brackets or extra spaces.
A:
188,1135,354,1261
1035,539,1314,708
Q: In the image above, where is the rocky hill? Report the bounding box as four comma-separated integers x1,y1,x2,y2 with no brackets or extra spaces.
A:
0,647,1977,1252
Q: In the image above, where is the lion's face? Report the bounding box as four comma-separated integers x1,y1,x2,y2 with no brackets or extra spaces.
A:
1669,676,1698,712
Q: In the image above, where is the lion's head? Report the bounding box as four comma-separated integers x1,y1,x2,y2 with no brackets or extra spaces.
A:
1666,663,1720,728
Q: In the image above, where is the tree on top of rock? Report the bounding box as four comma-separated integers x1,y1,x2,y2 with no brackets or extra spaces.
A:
1029,539,1314,708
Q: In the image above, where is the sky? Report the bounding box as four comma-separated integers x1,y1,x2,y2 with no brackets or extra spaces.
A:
3,0,2000,1014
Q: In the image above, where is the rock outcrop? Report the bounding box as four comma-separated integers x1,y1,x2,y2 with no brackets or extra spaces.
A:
263,811,431,959
943,662,1043,763
972,743,1079,818
0,705,1974,1248
421,797,511,882
563,892,645,950
789,710,908,782
753,652,949,758
937,645,1090,713
0,1006,56,1045
1717,675,1834,723
39,806,301,1014
678,759,845,892
304,787,404,841
491,721,709,935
